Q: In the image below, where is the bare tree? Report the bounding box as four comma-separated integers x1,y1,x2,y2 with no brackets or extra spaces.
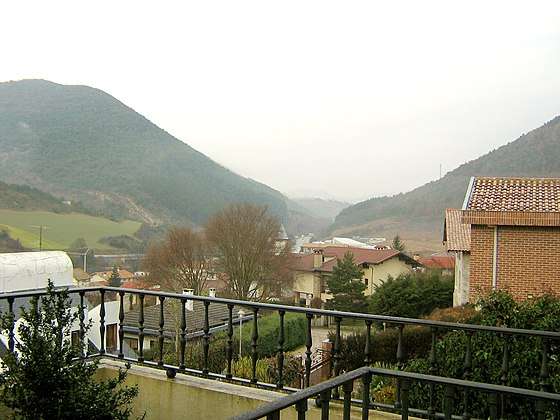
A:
205,202,294,301
144,226,210,295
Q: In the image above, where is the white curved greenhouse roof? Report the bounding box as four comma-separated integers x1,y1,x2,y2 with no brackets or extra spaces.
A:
0,251,73,293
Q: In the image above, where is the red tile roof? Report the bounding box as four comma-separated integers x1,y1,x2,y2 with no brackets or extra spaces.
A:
120,280,156,290
293,246,419,273
419,255,455,270
444,209,471,252
465,177,560,212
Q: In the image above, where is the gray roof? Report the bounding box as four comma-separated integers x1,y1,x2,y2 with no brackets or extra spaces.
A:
122,300,246,338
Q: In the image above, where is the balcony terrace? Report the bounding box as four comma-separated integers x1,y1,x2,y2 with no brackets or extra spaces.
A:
1,286,559,419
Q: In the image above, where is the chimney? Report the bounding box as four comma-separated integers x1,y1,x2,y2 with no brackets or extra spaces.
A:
183,288,194,311
313,249,324,268
209,288,216,298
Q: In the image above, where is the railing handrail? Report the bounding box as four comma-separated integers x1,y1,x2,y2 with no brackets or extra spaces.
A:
2,285,560,340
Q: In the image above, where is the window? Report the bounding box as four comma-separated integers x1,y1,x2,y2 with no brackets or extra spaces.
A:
124,337,138,351
71,330,80,348
106,324,118,350
364,278,369,286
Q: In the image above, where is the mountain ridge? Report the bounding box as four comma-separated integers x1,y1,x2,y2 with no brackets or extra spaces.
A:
332,115,560,250
0,79,302,229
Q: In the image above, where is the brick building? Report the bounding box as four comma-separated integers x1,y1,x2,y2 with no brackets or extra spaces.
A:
461,177,560,301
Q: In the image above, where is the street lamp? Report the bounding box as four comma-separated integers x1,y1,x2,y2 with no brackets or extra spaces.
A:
237,308,246,358
82,248,90,272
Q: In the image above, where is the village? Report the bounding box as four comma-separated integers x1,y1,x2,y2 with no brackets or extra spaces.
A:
0,176,559,418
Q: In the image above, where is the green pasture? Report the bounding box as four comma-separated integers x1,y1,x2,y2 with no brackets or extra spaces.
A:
0,210,142,250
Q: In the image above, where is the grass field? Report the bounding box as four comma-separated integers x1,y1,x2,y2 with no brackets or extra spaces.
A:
0,209,142,250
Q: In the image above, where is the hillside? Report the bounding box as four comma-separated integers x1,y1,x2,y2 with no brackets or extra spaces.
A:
291,198,351,221
0,181,92,214
332,116,560,252
0,79,298,228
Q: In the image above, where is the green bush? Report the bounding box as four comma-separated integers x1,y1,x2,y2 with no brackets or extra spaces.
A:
406,291,560,419
153,312,307,380
328,326,433,372
328,306,478,373
0,281,139,419
231,355,301,387
369,270,454,318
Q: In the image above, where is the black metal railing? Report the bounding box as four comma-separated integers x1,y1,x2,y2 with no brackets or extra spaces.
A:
230,366,560,420
1,285,559,418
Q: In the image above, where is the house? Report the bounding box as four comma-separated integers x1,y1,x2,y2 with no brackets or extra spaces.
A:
73,267,91,287
460,176,560,301
443,208,471,306
417,252,455,275
120,280,160,309
292,245,420,307
121,297,245,352
94,268,136,283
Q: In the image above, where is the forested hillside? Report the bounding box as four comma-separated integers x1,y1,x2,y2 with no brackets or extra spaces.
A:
0,80,293,227
333,116,560,244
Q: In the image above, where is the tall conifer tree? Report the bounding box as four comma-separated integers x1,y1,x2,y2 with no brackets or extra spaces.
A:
326,252,368,313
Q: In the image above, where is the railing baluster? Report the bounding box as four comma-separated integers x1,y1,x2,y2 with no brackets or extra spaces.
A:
320,388,331,419
394,323,404,409
179,298,187,371
203,301,210,375
226,304,234,379
277,310,285,388
99,289,106,355
266,411,280,420
332,316,342,399
78,292,85,356
444,385,455,420
138,294,145,362
428,326,438,416
295,399,308,420
118,291,125,358
488,392,499,420
7,297,15,353
158,296,165,366
500,333,510,418
463,331,473,420
364,320,372,366
401,379,411,420
342,379,353,420
333,317,342,378
304,313,313,388
539,337,550,392
538,337,550,419
536,399,548,420
361,372,372,420
251,307,259,384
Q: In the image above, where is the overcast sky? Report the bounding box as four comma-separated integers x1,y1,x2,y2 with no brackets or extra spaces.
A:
2,1,560,202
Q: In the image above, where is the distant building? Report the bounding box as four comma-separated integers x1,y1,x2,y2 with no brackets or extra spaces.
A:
443,209,471,306
292,245,420,307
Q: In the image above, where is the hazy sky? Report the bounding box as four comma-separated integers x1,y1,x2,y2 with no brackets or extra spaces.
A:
2,1,560,202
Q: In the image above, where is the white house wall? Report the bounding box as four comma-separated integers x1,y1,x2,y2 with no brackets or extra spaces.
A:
367,258,414,294
453,252,471,306
88,300,121,351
